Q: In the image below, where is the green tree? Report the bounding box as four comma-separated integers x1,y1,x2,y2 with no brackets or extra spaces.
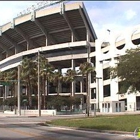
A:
4,97,17,111
50,71,63,95
21,57,37,108
63,69,77,96
110,47,140,93
5,68,18,97
39,55,54,109
79,62,95,117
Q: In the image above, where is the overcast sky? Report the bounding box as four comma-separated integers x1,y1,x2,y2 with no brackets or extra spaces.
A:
0,1,140,39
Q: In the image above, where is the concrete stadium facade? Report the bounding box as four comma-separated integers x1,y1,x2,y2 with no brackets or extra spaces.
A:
0,1,139,113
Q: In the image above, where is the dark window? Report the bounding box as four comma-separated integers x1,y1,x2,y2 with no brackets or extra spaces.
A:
103,68,110,80
103,84,110,97
91,88,96,99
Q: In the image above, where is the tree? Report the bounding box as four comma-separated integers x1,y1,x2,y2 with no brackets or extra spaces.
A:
39,54,53,109
4,97,17,111
5,68,18,97
63,69,77,96
110,47,140,93
50,71,63,95
79,62,96,117
21,57,37,108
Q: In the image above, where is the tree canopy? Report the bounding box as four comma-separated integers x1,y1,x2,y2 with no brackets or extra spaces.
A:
111,47,140,93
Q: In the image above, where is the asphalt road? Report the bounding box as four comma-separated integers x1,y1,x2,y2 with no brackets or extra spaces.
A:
0,115,135,140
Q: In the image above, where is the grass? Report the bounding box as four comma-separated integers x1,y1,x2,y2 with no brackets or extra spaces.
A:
47,114,140,132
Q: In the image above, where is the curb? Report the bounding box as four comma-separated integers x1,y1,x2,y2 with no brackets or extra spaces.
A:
76,127,134,135
42,123,134,137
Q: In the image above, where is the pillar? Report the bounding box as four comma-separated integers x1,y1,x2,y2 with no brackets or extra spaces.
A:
95,39,104,111
80,81,83,93
58,67,62,94
71,32,75,42
71,59,75,96
5,86,9,99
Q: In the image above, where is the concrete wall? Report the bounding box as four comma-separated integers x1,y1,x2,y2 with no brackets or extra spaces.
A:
4,110,56,116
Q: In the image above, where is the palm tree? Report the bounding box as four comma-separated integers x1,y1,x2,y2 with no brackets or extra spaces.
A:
50,70,63,95
64,69,77,96
20,57,37,108
5,68,18,98
79,62,96,117
0,68,18,112
39,55,53,109
0,71,7,110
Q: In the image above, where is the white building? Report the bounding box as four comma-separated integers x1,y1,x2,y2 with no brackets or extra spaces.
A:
94,25,140,112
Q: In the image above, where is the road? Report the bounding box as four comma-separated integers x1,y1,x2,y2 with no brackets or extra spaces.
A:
0,115,135,140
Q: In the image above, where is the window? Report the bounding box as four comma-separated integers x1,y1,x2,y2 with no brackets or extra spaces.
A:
91,88,96,99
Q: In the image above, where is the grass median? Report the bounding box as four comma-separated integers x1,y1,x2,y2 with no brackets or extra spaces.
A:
46,114,140,132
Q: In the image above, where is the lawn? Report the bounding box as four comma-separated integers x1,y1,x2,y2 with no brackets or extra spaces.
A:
47,115,140,132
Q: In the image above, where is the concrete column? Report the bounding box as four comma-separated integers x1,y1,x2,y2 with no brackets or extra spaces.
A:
46,38,50,46
71,32,75,42
5,86,9,99
45,80,48,95
71,59,75,96
27,42,33,50
15,47,18,54
86,29,90,42
58,68,62,94
27,42,29,50
80,81,83,93
46,39,48,46
95,39,104,111
25,87,28,96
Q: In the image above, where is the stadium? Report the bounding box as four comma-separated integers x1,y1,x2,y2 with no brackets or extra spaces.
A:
0,1,139,114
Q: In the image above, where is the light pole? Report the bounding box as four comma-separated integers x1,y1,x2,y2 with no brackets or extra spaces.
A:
38,50,41,117
17,65,21,116
96,77,102,112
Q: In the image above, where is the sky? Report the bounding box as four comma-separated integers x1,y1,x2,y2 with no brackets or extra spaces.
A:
0,1,140,39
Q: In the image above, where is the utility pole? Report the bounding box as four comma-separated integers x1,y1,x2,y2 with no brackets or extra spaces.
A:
38,50,41,116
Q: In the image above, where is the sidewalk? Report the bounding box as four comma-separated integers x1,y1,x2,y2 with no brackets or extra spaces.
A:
1,110,140,117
